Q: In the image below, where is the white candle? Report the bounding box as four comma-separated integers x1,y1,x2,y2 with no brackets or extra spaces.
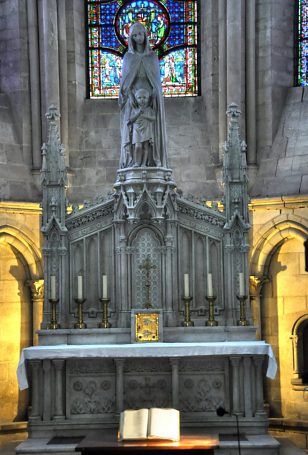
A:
239,272,245,296
207,273,213,297
102,274,108,299
184,273,189,298
50,275,56,300
77,275,83,300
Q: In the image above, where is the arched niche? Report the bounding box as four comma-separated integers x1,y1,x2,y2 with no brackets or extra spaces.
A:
291,315,308,387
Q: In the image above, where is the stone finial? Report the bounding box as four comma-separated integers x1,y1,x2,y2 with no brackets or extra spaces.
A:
45,104,61,121
226,102,241,119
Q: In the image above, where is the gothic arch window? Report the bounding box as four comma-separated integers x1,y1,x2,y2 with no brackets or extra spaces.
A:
297,0,308,86
86,0,199,98
291,315,308,387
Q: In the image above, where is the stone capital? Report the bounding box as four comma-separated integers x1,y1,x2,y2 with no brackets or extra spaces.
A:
27,279,44,300
249,275,268,297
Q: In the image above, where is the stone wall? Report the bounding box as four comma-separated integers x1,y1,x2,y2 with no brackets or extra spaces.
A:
252,87,308,197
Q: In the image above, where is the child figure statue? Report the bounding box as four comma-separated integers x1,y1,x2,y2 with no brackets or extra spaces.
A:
127,88,155,167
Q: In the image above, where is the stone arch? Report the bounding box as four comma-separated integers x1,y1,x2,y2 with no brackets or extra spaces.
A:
0,224,43,278
250,219,308,278
249,218,308,337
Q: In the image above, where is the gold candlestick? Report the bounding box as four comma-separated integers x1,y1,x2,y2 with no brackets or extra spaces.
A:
237,295,248,326
74,298,87,329
99,298,111,328
182,296,194,327
205,296,218,326
47,298,60,329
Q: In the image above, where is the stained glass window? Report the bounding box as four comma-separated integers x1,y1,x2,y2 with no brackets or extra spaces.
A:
298,0,308,86
86,0,199,98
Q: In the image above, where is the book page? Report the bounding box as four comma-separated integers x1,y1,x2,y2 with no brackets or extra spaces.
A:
148,408,180,441
119,409,149,440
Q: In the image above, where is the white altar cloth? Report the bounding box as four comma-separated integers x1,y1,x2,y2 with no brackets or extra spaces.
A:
17,341,277,390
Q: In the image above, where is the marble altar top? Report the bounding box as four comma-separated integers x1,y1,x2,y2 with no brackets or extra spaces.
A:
17,341,277,390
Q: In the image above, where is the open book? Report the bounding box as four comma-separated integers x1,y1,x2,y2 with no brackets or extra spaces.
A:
118,408,180,441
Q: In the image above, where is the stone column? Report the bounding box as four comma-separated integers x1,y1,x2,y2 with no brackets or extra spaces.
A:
246,0,256,165
53,359,65,419
218,0,227,157
27,0,42,170
43,360,52,421
165,222,176,323
115,359,125,412
42,0,60,108
249,275,268,340
230,356,241,415
27,279,44,346
170,358,179,409
57,0,69,165
243,357,253,417
290,335,300,379
30,360,41,420
226,0,245,118
254,356,266,416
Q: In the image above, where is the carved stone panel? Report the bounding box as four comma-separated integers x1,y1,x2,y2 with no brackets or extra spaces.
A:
124,359,171,409
66,359,116,418
179,358,227,413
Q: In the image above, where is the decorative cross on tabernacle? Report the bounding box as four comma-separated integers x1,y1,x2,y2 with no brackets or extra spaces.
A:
139,255,156,308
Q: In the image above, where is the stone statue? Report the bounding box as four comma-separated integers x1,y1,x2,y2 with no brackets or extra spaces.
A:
128,88,155,167
119,22,168,169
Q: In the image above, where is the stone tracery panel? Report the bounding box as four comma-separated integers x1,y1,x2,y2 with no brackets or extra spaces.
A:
131,228,162,308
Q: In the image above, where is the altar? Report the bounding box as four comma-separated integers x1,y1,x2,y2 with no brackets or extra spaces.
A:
17,23,280,455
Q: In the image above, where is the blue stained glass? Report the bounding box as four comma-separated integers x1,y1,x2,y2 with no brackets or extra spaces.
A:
101,27,121,49
99,2,118,21
116,0,170,48
165,2,184,19
167,25,184,47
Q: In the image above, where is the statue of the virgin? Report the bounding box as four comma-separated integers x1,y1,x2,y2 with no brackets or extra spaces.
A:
119,22,168,169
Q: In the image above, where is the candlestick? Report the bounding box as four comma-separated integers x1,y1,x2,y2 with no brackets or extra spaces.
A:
207,273,213,297
237,295,248,326
74,298,87,329
239,272,245,296
184,273,189,298
50,275,56,300
77,275,83,300
102,274,108,299
205,295,218,326
47,298,60,329
98,298,111,328
181,296,194,327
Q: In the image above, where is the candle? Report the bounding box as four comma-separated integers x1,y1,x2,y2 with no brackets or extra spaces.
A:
239,272,245,296
102,274,108,299
77,275,83,300
184,273,189,298
50,275,56,300
207,273,213,297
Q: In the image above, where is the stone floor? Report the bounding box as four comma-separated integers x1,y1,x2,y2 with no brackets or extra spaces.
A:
0,436,307,455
